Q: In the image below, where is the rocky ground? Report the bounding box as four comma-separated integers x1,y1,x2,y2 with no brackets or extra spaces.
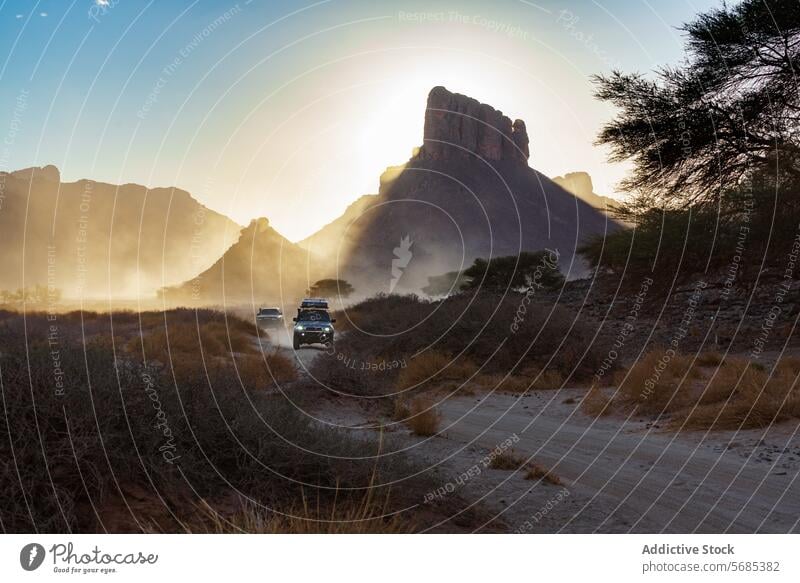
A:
538,272,800,361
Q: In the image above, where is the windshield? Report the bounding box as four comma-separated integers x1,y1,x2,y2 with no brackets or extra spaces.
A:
259,308,281,316
297,310,330,322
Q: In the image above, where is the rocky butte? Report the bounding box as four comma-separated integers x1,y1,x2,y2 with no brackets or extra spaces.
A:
418,85,530,162
300,85,616,292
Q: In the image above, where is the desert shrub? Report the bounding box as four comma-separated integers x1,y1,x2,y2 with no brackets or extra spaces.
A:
396,350,478,389
406,398,441,436
615,350,698,415
580,207,726,286
233,352,297,388
128,315,257,364
0,311,427,533
309,351,397,396
673,363,800,430
392,398,411,421
580,385,613,417
314,293,606,397
697,358,750,405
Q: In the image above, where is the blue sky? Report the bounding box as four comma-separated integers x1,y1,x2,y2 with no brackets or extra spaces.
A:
0,0,720,240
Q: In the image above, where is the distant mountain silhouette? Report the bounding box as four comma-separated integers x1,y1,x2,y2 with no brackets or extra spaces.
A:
0,165,240,298
303,86,618,292
551,171,620,213
161,217,316,304
298,194,378,259
164,86,620,303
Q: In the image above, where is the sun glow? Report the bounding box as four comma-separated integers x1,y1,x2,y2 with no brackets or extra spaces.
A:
212,37,625,242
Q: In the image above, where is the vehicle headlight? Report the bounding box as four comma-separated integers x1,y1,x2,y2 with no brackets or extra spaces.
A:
324,326,331,332
295,325,304,331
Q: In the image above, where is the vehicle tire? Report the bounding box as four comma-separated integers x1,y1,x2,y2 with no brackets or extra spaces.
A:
293,337,301,350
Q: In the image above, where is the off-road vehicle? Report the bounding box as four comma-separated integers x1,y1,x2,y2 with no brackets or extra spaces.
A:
256,307,283,328
292,308,335,349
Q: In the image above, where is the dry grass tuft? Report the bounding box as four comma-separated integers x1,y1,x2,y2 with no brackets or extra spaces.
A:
396,351,478,389
580,385,613,417
234,352,297,389
128,319,258,363
531,369,565,390
615,350,698,415
489,450,527,470
180,490,415,534
405,398,441,436
524,463,562,485
392,398,411,421
474,368,564,394
672,361,800,430
695,351,724,367
777,356,800,375
698,358,750,405
486,451,563,485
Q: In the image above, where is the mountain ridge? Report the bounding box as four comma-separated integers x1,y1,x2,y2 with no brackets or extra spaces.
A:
0,165,242,298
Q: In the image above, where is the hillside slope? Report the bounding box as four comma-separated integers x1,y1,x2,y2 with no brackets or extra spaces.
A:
162,217,316,305
0,165,240,298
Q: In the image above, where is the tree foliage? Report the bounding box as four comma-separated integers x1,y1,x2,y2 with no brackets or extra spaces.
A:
0,285,62,306
421,271,469,297
461,251,563,292
586,0,800,284
306,278,355,299
594,0,800,207
580,167,799,282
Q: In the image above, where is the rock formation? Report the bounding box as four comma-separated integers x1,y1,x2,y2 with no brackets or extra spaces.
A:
8,164,61,183
301,87,617,292
418,86,529,162
162,217,317,303
552,171,620,212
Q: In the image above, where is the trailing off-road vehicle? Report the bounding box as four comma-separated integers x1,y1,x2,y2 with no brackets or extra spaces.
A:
256,307,283,328
292,307,335,349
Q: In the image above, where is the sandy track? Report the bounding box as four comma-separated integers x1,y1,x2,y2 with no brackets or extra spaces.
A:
437,391,800,533
264,326,800,532
261,325,325,371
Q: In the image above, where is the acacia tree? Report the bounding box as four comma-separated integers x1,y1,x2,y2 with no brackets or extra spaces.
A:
306,278,355,298
422,271,469,297
595,0,800,211
461,251,563,292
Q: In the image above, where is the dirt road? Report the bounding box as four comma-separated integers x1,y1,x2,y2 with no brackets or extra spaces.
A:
263,325,324,371
436,390,800,533
263,324,800,532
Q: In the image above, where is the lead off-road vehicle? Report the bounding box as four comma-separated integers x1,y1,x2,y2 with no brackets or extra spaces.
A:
292,307,335,349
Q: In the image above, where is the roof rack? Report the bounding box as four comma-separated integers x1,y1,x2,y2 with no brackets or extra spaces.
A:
300,298,329,309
